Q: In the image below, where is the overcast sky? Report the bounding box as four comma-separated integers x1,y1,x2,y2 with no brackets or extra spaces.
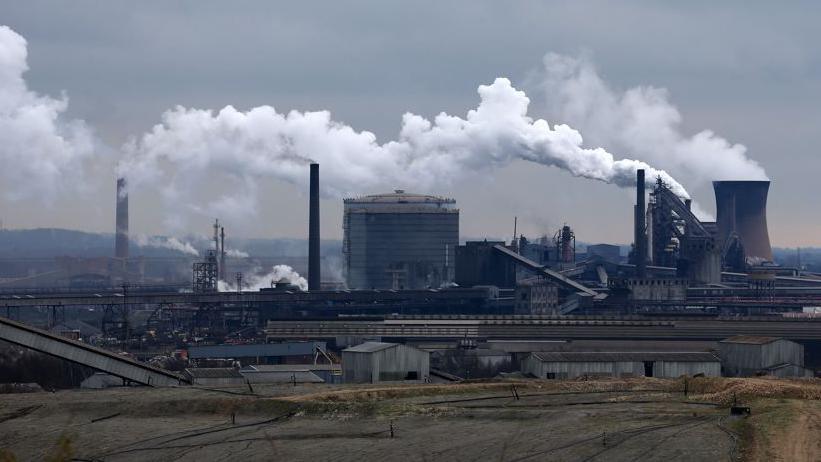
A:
1,1,819,246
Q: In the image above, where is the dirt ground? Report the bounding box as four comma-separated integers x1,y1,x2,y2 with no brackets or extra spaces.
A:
0,377,818,462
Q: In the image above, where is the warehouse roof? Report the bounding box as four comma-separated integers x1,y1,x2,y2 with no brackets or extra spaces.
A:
241,364,341,372
184,367,243,379
530,352,719,363
343,341,399,353
720,336,780,345
187,341,325,359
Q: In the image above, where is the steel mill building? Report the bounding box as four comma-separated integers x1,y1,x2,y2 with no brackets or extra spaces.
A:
343,190,459,289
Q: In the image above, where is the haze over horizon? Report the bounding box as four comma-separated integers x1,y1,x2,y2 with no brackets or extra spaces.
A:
1,2,819,246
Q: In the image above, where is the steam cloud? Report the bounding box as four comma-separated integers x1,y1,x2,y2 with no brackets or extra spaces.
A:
119,77,690,224
225,248,249,258
538,53,767,184
0,26,95,202
133,235,199,256
4,24,764,234
218,264,307,292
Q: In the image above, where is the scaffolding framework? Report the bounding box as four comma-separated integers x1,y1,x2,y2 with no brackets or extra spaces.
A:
193,250,219,293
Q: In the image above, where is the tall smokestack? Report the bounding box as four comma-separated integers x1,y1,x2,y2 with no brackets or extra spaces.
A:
713,181,772,262
115,178,129,259
219,226,226,281
308,163,321,290
635,169,647,277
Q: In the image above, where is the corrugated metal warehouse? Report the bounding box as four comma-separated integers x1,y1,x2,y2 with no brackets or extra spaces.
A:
343,191,459,290
522,351,721,379
187,341,326,366
342,342,430,383
718,336,811,377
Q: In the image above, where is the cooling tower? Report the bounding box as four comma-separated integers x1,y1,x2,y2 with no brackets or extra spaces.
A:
115,178,129,259
713,180,772,262
308,163,321,290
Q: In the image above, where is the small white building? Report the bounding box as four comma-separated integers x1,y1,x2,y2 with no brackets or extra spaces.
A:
719,336,812,377
522,351,721,379
342,342,430,384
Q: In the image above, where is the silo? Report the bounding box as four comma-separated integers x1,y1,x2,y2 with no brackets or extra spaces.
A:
713,181,772,262
343,190,459,289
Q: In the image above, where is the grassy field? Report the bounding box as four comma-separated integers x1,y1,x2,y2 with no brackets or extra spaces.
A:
0,377,818,461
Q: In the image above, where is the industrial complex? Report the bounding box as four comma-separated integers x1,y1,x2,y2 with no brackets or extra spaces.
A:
1,161,821,462
0,161,819,390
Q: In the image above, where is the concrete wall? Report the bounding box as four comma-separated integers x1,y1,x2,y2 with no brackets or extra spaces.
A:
189,377,246,387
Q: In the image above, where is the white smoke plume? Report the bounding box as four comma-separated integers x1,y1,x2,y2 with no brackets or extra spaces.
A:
225,248,249,258
218,264,307,292
133,235,199,256
537,53,768,185
0,26,95,202
119,77,689,224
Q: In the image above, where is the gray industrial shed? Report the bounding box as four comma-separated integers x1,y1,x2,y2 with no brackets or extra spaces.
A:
188,341,326,365
342,342,430,383
718,336,811,377
522,352,721,379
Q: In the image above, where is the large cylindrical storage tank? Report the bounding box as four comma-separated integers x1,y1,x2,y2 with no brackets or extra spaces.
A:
713,181,772,262
343,190,459,290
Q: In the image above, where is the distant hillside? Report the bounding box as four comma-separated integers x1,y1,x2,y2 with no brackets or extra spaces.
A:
0,228,342,259
0,229,115,258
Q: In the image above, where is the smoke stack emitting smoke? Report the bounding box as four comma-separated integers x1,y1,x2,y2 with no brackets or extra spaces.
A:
0,24,770,236
115,178,129,259
117,77,690,216
538,53,768,185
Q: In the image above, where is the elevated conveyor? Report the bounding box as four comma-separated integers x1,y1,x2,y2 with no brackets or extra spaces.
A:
0,316,187,386
491,244,600,297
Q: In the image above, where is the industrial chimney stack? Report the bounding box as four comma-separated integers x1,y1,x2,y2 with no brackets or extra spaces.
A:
308,163,321,290
115,178,129,259
635,169,647,277
713,180,773,262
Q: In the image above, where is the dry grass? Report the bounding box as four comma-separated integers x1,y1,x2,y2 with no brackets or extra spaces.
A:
686,377,821,405
280,377,683,403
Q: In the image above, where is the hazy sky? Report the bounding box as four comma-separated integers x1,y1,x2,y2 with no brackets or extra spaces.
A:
1,1,819,246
